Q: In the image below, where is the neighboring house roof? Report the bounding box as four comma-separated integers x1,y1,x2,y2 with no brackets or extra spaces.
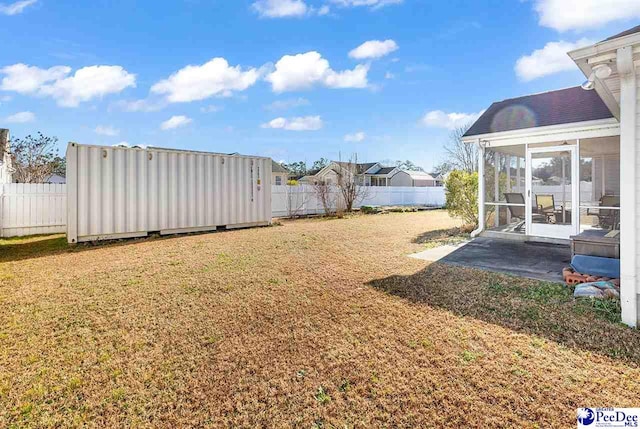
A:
373,167,396,175
45,173,66,184
400,170,435,181
602,24,640,42
357,162,378,173
434,172,449,181
271,160,289,174
463,86,615,137
332,161,379,174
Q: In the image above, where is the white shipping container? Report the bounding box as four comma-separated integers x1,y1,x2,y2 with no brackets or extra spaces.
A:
66,143,272,243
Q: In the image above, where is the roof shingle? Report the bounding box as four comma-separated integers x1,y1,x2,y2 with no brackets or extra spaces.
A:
374,167,396,175
463,86,614,137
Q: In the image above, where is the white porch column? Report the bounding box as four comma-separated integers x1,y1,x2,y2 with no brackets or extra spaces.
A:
471,139,485,237
617,46,638,327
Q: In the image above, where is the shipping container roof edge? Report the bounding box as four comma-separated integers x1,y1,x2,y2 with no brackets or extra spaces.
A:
67,142,272,161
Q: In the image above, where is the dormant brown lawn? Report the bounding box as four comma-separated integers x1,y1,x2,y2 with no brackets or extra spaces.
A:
1,210,639,427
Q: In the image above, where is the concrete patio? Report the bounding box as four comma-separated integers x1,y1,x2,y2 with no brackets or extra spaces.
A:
410,237,572,283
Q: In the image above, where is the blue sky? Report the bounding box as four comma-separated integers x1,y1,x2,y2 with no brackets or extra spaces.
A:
0,0,638,172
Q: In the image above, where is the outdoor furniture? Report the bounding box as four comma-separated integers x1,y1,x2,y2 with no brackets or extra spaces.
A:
535,194,571,224
504,193,547,229
570,229,620,259
536,194,556,222
503,193,526,232
587,195,620,230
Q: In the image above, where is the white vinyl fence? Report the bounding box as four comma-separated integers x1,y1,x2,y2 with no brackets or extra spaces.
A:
272,185,445,217
0,183,67,237
0,184,445,238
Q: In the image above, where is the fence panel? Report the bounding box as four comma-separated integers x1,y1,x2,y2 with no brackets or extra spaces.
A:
0,183,67,237
0,184,445,237
271,185,445,217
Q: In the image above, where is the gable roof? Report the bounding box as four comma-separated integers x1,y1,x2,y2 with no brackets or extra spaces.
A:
271,160,289,174
402,170,435,181
463,86,614,137
332,161,379,174
602,24,640,42
373,167,396,175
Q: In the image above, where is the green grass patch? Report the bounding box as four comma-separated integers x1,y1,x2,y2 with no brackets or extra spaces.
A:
574,298,621,323
314,386,331,404
461,350,482,363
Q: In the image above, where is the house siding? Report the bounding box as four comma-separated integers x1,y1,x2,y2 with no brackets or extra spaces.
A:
390,171,412,187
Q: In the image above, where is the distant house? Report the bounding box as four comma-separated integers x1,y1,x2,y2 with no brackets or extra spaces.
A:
297,162,345,185
271,161,290,186
434,172,448,187
390,170,438,187
298,161,439,187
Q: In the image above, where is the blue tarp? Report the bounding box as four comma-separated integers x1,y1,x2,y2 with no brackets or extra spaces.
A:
571,255,620,279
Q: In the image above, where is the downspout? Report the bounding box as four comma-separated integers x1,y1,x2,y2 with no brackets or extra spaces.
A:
471,138,485,238
617,46,637,327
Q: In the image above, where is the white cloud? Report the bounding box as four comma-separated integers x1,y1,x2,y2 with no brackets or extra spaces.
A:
344,131,366,142
261,115,323,131
115,98,165,112
151,58,259,103
330,0,402,10
200,104,223,113
349,39,398,60
160,115,193,130
0,0,36,15
252,0,308,18
420,110,483,130
384,72,395,79
266,51,368,92
265,97,310,110
515,39,594,81
40,65,135,107
5,111,35,123
251,0,332,18
0,63,135,107
94,125,119,136
534,0,640,32
0,63,71,93
317,5,330,15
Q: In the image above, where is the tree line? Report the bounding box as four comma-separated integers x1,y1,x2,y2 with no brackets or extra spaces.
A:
279,158,428,178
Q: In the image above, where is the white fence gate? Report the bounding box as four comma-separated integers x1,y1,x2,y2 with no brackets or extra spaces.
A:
0,183,67,237
272,185,445,217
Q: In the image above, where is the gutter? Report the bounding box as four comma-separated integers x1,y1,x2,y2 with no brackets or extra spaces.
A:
470,139,485,238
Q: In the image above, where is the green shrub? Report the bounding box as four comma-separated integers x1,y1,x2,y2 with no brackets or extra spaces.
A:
445,170,478,226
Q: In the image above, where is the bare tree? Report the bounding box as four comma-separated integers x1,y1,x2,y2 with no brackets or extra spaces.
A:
335,153,370,212
442,124,477,173
312,179,335,216
9,132,60,183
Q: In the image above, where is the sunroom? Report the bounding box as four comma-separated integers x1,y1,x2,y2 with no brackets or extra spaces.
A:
465,87,620,244
461,25,640,327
